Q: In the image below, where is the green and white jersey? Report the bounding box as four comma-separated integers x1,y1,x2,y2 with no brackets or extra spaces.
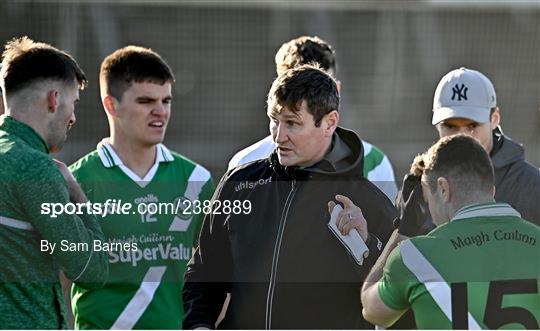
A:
379,203,539,329
69,140,214,329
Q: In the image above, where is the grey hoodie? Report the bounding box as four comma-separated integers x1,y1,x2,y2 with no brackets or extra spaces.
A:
491,127,540,225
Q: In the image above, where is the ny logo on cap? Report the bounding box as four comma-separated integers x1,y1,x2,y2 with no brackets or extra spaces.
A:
451,84,468,101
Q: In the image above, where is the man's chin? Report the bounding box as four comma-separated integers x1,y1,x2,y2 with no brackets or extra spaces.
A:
277,155,296,167
49,145,63,153
48,137,67,153
142,137,165,148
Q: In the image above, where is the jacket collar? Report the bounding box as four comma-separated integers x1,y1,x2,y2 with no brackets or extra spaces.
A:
490,126,525,169
268,126,365,179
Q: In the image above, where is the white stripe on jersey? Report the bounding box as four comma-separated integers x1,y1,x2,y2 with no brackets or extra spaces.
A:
400,240,481,329
111,266,167,330
0,215,34,231
168,164,211,232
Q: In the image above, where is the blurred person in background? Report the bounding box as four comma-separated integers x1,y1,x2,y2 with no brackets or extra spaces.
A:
228,35,398,201
361,134,539,329
0,36,108,329
184,64,396,329
69,45,214,329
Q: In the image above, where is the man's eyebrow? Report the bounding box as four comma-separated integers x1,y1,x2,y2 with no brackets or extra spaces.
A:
136,96,156,101
281,113,301,120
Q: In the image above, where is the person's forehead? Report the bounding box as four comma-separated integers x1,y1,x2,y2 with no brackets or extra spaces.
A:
440,117,481,126
268,100,308,118
126,81,172,95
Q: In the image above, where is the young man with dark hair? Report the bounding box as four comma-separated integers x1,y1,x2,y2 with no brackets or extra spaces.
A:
228,35,398,201
360,134,539,329
183,64,396,329
0,36,108,329
69,45,214,329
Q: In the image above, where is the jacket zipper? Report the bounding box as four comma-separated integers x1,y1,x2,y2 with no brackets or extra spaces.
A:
265,179,297,329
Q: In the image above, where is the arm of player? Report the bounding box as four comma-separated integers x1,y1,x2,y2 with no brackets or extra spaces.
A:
361,229,408,327
15,159,108,288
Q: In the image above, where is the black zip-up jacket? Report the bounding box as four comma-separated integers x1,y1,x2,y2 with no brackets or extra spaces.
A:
183,128,397,329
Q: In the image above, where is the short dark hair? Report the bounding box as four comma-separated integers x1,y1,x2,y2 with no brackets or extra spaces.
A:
275,36,336,76
0,36,87,94
412,134,494,194
267,64,339,127
100,45,175,100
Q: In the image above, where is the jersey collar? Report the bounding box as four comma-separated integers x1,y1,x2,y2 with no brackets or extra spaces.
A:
452,202,521,221
96,138,174,187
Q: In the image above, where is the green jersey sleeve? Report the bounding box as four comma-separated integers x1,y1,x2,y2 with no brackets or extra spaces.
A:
378,245,416,310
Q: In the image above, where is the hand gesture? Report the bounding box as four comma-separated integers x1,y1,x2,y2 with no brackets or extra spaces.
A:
328,194,368,242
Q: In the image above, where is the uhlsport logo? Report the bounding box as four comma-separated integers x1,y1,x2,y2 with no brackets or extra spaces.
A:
235,177,272,192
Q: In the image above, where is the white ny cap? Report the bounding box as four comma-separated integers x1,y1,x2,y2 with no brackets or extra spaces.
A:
432,67,496,125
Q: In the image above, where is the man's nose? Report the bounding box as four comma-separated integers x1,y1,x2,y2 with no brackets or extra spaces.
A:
69,112,76,126
152,102,168,116
275,123,289,143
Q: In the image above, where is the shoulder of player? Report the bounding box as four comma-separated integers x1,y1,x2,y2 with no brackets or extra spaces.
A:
68,149,102,175
397,230,448,255
229,136,274,167
166,149,212,181
361,139,389,158
2,142,62,181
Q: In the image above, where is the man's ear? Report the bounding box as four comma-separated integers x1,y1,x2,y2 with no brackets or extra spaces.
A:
322,110,339,137
102,95,119,117
46,90,60,113
490,107,501,129
437,177,451,203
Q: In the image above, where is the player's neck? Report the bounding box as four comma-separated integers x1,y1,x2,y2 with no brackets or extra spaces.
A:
108,138,157,178
449,196,496,221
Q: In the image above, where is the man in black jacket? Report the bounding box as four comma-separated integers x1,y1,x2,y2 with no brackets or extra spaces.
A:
183,64,396,329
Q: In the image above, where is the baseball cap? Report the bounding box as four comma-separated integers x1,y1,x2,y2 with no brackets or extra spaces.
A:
432,67,496,125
